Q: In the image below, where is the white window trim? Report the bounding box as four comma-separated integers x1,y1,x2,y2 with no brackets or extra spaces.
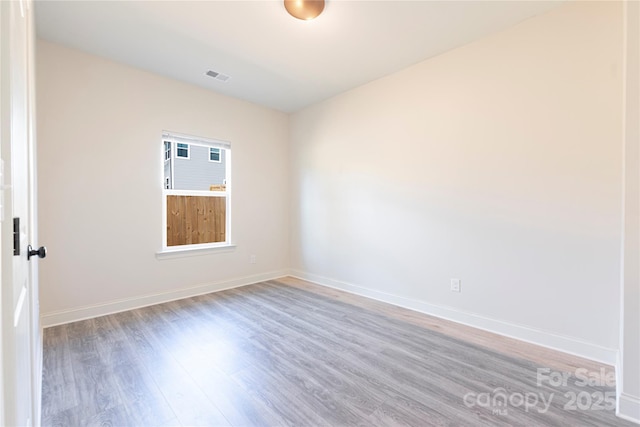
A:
163,131,231,150
156,243,236,259
175,143,190,160
160,131,232,254
209,147,222,163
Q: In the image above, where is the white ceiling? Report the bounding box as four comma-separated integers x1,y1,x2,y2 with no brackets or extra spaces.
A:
35,0,563,113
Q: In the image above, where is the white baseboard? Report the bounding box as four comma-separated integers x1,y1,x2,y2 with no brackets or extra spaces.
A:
290,270,618,366
41,270,289,328
618,393,640,424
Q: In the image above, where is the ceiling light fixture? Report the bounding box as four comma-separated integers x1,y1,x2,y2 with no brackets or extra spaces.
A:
284,0,324,21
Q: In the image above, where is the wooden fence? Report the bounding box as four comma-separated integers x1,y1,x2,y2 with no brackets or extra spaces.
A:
166,195,226,246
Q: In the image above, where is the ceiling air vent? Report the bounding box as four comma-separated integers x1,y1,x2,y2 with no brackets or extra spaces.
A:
206,70,231,82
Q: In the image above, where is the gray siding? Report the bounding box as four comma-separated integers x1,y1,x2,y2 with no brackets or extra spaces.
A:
171,144,227,191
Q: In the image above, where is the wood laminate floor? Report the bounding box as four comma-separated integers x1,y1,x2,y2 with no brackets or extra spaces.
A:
42,278,634,426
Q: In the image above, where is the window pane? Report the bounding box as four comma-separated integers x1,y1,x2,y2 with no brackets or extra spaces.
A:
176,143,189,158
166,195,226,246
165,143,227,191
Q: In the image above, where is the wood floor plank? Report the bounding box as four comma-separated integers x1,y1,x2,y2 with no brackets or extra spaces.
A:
41,324,78,418
211,302,374,424
192,292,338,425
65,323,124,419
278,276,614,380
223,284,500,424
127,299,280,427
110,361,178,426
42,278,634,427
120,310,232,426
42,404,137,427
190,365,284,427
210,289,403,416
231,363,334,427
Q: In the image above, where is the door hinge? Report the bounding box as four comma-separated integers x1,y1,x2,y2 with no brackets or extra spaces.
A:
13,217,20,256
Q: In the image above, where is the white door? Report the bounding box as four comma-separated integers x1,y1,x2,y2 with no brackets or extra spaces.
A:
1,0,41,426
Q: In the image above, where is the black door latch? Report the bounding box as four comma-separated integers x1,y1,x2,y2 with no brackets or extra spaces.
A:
27,245,47,261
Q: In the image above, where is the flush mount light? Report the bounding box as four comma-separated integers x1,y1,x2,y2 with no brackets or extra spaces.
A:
284,0,325,21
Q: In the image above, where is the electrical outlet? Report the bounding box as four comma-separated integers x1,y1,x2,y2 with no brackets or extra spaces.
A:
249,254,256,264
450,279,461,292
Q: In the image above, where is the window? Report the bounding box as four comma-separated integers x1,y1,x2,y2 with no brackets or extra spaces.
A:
176,143,189,159
209,147,221,163
162,132,231,251
164,141,171,161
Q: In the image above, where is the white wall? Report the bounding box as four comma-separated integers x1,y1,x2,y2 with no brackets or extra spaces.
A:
36,40,290,321
620,0,640,422
290,2,623,362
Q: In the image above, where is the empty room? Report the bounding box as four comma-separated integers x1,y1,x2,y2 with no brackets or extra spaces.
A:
1,0,639,425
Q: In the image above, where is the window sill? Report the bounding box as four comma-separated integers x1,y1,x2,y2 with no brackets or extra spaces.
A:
156,244,236,260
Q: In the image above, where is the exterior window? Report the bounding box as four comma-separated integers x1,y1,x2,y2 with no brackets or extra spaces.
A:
176,143,189,159
164,141,171,161
162,132,231,249
209,147,221,162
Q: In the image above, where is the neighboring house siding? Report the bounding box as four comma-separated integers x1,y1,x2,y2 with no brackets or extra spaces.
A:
173,144,226,191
